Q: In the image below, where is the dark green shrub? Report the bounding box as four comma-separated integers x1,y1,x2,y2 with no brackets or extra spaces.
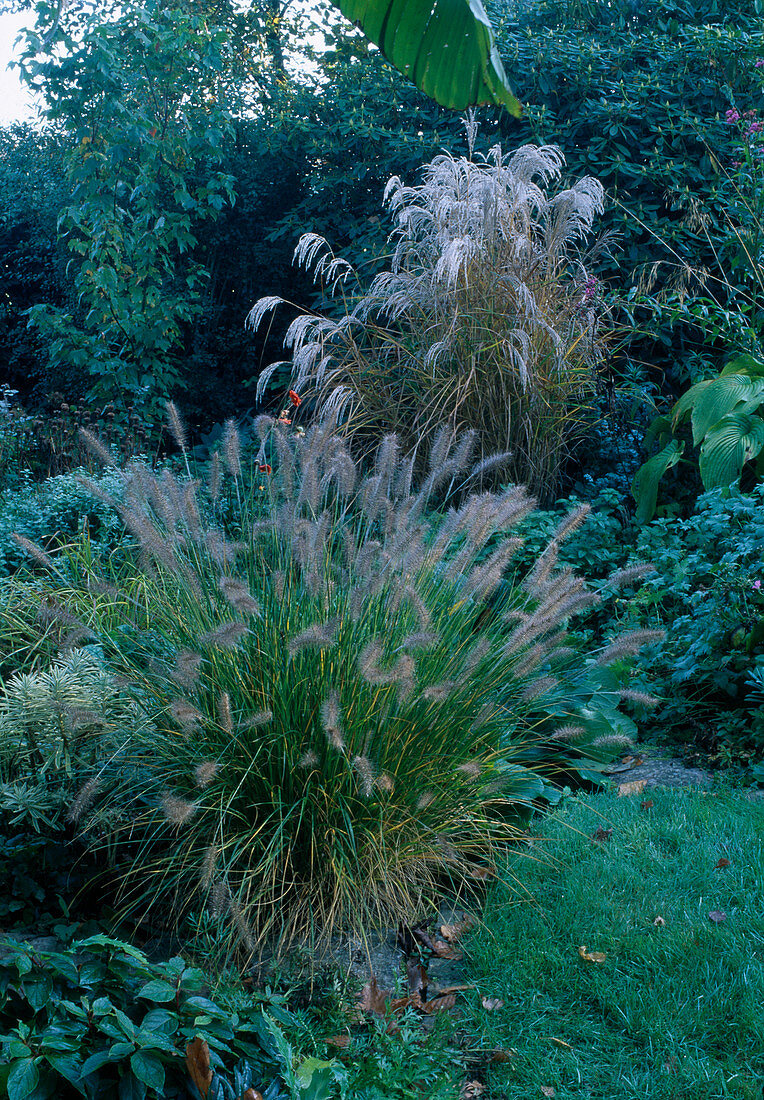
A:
0,934,289,1100
631,485,764,763
0,469,126,577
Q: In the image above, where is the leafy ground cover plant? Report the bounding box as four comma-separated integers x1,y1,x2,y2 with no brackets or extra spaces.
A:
462,787,764,1099
630,485,764,768
250,133,608,502
0,933,292,1100
16,415,658,960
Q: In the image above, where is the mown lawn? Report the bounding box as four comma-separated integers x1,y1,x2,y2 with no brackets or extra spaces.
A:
462,788,764,1100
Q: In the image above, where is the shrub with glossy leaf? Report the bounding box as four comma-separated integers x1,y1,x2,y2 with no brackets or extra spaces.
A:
0,934,288,1100
28,418,656,956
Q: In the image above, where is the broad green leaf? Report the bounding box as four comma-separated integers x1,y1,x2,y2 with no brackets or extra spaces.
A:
137,979,176,1002
81,1051,118,1077
720,352,764,378
631,439,684,524
119,1072,147,1100
7,1059,40,1100
130,1051,165,1093
45,1056,86,1095
672,378,711,428
335,0,521,113
687,375,764,446
698,413,764,489
643,414,673,448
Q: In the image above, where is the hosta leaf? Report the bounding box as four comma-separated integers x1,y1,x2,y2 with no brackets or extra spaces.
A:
631,439,684,524
672,378,711,427
335,0,520,113
681,374,764,446
699,413,764,489
720,352,764,378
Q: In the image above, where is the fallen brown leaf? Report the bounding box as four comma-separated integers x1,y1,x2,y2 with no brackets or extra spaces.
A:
489,1049,517,1063
548,1037,573,1051
618,779,647,796
440,915,476,943
325,1034,350,1049
591,826,613,842
640,799,654,811
406,957,428,1003
186,1038,213,1100
433,938,463,959
466,863,494,881
481,996,505,1011
421,993,458,1013
460,1081,486,1099
578,945,607,963
540,1087,556,1098
715,858,730,869
708,910,727,924
358,975,391,1016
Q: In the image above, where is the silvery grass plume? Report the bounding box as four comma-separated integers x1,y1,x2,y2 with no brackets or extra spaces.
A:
248,133,608,502
15,411,660,963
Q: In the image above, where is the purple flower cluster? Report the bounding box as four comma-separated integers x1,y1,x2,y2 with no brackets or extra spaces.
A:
582,276,598,304
726,108,741,123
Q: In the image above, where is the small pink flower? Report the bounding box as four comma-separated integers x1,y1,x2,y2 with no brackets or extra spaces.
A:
746,121,764,136
753,579,762,591
756,59,764,68
726,108,741,124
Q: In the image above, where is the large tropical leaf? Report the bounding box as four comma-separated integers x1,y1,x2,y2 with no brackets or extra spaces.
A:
631,438,684,524
698,413,764,489
335,0,521,114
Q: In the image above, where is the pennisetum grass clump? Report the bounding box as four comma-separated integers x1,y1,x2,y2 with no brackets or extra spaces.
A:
15,413,660,962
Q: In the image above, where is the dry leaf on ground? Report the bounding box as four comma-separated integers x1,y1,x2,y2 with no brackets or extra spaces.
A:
541,1087,557,1098
421,992,458,1012
412,927,463,959
653,916,666,927
708,910,727,924
460,1080,486,1099
358,975,391,1016
481,996,505,1011
489,1049,518,1063
406,957,428,1002
618,779,647,796
715,858,731,869
578,945,607,963
325,1034,350,1048
591,826,613,841
186,1038,213,1100
440,915,476,943
640,799,654,810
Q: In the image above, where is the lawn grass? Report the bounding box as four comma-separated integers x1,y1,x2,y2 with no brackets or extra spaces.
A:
463,788,764,1100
